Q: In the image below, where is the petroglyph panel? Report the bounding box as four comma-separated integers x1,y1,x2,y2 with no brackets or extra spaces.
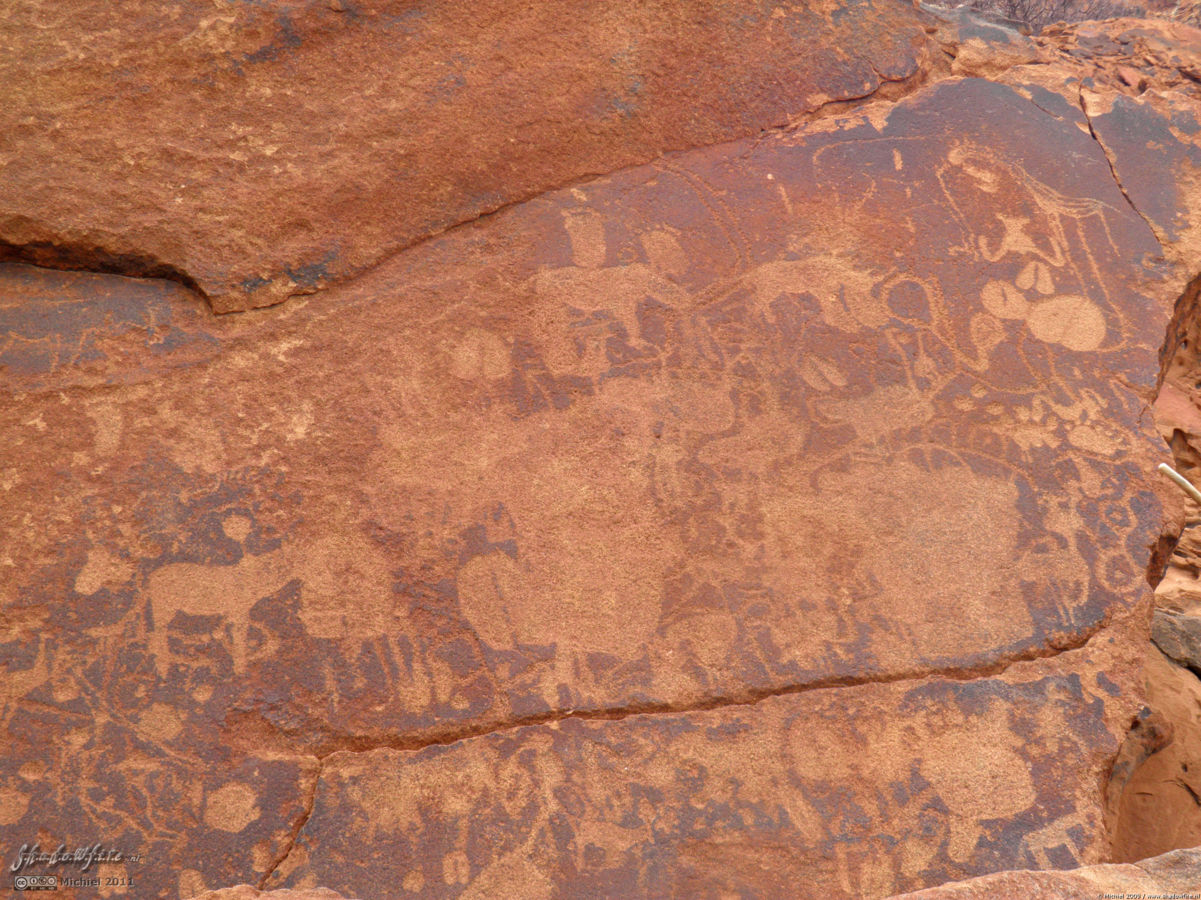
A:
0,75,1186,894
0,262,220,390
273,646,1135,898
0,0,939,311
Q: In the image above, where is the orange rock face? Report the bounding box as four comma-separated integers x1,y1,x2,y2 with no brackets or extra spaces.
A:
884,846,1201,899
193,890,355,900
2,5,1201,899
1111,649,1201,862
272,642,1146,897
0,0,940,312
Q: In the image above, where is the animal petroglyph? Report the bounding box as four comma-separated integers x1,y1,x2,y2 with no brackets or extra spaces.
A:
742,254,885,333
982,259,1108,352
3,69,1182,897
144,521,397,675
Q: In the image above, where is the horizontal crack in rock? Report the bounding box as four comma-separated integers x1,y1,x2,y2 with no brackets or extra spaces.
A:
302,618,1116,761
255,616,1124,887
0,42,950,319
0,236,207,302
285,59,949,316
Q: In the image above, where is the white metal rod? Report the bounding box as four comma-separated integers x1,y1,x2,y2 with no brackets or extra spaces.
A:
1158,462,1201,505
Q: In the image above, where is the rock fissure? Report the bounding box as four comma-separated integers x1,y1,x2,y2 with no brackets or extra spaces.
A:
289,68,954,317
0,237,207,304
0,43,952,319
250,617,1123,889
252,612,1128,891
352,62,951,298
299,616,1118,762
1178,777,1201,807
1,0,950,313
7,6,1201,896
257,757,323,891
1076,86,1165,245
2,8,1074,326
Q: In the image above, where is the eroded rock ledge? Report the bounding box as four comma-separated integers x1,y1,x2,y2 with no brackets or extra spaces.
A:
888,846,1201,897
202,844,1201,900
0,0,944,312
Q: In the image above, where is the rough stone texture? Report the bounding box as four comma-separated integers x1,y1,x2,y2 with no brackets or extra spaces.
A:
0,0,942,312
4,6,1201,900
924,6,1043,77
272,640,1145,898
1120,277,1201,861
1104,702,1174,831
1179,0,1201,25
1045,19,1201,265
1152,608,1201,668
1111,650,1201,862
884,846,1201,899
1098,12,1201,862
194,890,354,900
193,890,355,900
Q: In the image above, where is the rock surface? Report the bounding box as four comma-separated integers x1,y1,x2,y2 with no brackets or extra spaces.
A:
1105,12,1201,862
272,640,1145,897
193,890,354,900
884,846,1201,898
1111,649,1201,862
0,0,941,312
3,5,1201,899
1151,608,1201,669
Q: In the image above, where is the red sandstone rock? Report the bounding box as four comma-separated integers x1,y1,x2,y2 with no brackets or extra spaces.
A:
1101,14,1201,859
884,846,1201,898
1116,64,1148,88
3,6,1201,899
268,637,1146,898
1152,608,1201,668
1111,649,1201,861
0,0,940,312
192,889,354,900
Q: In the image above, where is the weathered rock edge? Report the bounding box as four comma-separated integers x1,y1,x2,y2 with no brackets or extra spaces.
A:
0,0,945,312
884,845,1201,897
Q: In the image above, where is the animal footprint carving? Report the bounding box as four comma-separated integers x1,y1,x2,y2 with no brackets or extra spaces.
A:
981,260,1107,352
